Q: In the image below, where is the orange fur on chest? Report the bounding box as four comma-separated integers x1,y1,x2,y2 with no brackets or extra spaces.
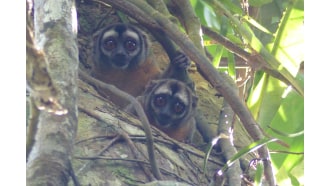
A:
151,119,194,142
93,59,161,107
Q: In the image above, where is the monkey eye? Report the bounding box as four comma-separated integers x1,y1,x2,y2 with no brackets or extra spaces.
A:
103,38,116,50
173,102,185,115
125,40,137,52
154,95,167,107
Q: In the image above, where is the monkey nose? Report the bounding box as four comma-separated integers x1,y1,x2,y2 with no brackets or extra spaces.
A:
113,54,128,67
157,114,172,126
114,60,127,67
114,53,126,60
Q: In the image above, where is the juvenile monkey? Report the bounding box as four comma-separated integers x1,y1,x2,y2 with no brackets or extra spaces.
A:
125,79,198,142
91,23,193,108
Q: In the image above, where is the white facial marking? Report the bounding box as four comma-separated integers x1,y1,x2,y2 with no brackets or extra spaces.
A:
154,84,172,95
175,91,189,105
102,30,118,40
124,30,140,41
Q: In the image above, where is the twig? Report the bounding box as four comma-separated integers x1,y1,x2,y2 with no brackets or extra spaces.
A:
74,135,116,145
69,160,81,186
269,150,304,155
130,136,225,167
119,130,155,181
76,134,120,175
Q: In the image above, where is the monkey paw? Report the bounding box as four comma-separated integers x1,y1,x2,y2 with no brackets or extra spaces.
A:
172,52,191,69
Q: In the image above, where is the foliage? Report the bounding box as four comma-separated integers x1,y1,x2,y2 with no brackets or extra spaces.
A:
191,0,304,185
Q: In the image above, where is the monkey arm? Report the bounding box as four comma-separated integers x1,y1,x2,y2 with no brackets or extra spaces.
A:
161,51,195,90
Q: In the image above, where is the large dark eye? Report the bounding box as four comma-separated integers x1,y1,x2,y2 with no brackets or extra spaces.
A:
125,40,137,52
173,102,185,114
154,95,166,107
103,38,116,51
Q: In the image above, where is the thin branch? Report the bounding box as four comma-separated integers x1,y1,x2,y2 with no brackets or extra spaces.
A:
270,150,304,155
119,131,156,181
76,134,120,175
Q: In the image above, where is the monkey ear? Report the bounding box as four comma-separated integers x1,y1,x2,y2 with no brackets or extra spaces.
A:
191,94,198,108
141,33,150,58
92,27,106,64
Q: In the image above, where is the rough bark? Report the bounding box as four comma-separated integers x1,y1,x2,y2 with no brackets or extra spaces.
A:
26,0,79,185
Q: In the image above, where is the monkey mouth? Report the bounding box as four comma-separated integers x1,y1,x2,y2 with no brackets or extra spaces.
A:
109,54,128,68
113,61,128,68
112,59,129,69
155,116,172,127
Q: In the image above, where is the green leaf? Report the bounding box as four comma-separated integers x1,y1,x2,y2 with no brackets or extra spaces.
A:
212,45,224,67
221,0,242,14
274,156,304,185
288,173,301,186
243,15,274,36
268,0,304,76
254,161,264,186
203,136,222,174
267,85,304,183
246,73,268,120
227,52,236,80
256,75,288,128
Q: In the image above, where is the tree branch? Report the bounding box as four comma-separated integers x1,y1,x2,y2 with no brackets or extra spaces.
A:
168,0,205,53
217,100,242,185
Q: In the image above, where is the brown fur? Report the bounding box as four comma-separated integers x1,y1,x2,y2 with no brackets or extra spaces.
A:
148,114,196,142
92,57,161,108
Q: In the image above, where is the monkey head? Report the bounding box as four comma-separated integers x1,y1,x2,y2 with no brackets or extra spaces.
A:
143,79,198,130
93,23,149,70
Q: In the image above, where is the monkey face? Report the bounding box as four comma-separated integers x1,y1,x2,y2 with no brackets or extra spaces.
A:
151,93,187,127
146,79,198,129
95,23,148,70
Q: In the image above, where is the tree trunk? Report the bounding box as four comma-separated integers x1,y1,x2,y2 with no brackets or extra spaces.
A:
26,0,79,185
